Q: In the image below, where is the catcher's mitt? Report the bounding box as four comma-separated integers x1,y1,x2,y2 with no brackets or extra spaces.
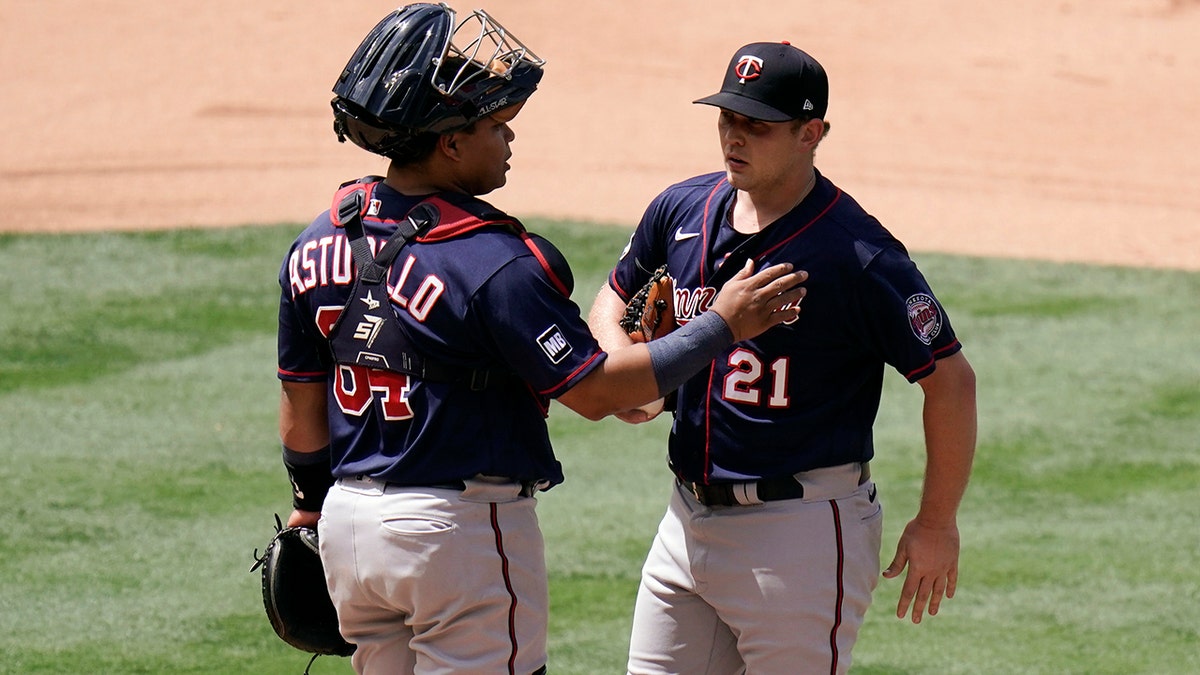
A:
250,515,355,660
619,265,676,343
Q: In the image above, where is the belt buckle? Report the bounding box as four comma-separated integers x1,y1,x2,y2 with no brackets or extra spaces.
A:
687,480,705,505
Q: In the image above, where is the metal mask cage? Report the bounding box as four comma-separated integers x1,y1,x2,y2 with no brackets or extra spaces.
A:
430,7,544,99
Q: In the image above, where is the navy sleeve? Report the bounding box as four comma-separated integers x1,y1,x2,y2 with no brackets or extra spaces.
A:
471,254,605,398
276,252,329,382
848,247,961,382
608,191,673,302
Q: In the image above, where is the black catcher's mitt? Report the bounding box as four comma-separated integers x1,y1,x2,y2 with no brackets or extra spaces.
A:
619,265,676,343
250,515,355,659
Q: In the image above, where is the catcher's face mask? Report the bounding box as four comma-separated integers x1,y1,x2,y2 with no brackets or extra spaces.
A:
425,6,545,131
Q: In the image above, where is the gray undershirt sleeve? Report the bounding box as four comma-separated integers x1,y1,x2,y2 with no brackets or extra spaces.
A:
645,310,734,397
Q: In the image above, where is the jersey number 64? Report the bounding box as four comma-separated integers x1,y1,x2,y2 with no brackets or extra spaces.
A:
317,305,416,421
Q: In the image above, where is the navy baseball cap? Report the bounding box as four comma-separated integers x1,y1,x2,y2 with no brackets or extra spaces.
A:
694,41,828,121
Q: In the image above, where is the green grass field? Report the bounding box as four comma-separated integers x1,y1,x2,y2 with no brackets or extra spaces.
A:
1,222,1197,674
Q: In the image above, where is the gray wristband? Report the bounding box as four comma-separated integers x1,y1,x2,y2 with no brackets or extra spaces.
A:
646,310,734,397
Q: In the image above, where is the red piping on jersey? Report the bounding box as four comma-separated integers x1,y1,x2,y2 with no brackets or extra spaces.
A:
827,500,846,674
697,182,843,284
903,340,961,381
697,179,726,288
697,181,727,482
757,188,843,260
490,503,521,675
932,341,961,358
520,232,571,297
608,269,630,301
903,358,936,382
277,367,327,379
702,362,719,483
538,352,603,397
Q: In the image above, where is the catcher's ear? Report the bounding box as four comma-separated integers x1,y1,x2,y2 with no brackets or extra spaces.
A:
521,233,574,297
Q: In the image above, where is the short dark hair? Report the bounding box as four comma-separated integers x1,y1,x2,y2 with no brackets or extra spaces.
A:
790,117,831,141
384,119,483,167
383,131,441,167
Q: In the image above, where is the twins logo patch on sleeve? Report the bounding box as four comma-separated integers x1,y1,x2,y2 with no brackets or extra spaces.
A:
906,293,943,345
537,325,572,363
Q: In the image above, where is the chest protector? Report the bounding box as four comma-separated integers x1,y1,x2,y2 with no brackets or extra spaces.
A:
325,177,571,391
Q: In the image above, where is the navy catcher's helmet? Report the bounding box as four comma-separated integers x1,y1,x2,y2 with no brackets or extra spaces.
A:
332,2,544,158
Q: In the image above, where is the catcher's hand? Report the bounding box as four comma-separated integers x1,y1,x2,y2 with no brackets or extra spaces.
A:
250,515,355,659
619,265,676,343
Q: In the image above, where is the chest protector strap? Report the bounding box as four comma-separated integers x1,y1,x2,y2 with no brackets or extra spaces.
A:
327,181,511,390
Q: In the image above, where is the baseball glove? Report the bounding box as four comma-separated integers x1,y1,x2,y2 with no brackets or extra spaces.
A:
619,265,676,343
250,515,355,660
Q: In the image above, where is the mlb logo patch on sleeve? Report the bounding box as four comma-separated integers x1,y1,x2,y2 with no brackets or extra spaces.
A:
537,325,573,364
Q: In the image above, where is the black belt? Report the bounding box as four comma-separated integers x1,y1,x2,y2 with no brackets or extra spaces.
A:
678,463,870,507
679,475,805,507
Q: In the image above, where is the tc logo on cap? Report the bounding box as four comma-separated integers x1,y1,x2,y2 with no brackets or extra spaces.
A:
734,55,763,83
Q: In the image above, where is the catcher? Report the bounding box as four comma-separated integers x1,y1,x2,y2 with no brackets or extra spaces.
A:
268,4,808,673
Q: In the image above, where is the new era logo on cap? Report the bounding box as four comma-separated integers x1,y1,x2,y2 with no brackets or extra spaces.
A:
694,41,829,122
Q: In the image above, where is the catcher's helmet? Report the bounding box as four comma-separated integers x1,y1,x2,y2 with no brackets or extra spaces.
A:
332,2,544,158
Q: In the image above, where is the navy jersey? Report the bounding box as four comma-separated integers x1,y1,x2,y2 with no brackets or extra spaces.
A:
609,169,962,483
278,180,604,488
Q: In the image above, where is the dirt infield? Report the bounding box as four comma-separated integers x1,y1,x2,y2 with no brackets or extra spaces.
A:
2,1,1196,270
